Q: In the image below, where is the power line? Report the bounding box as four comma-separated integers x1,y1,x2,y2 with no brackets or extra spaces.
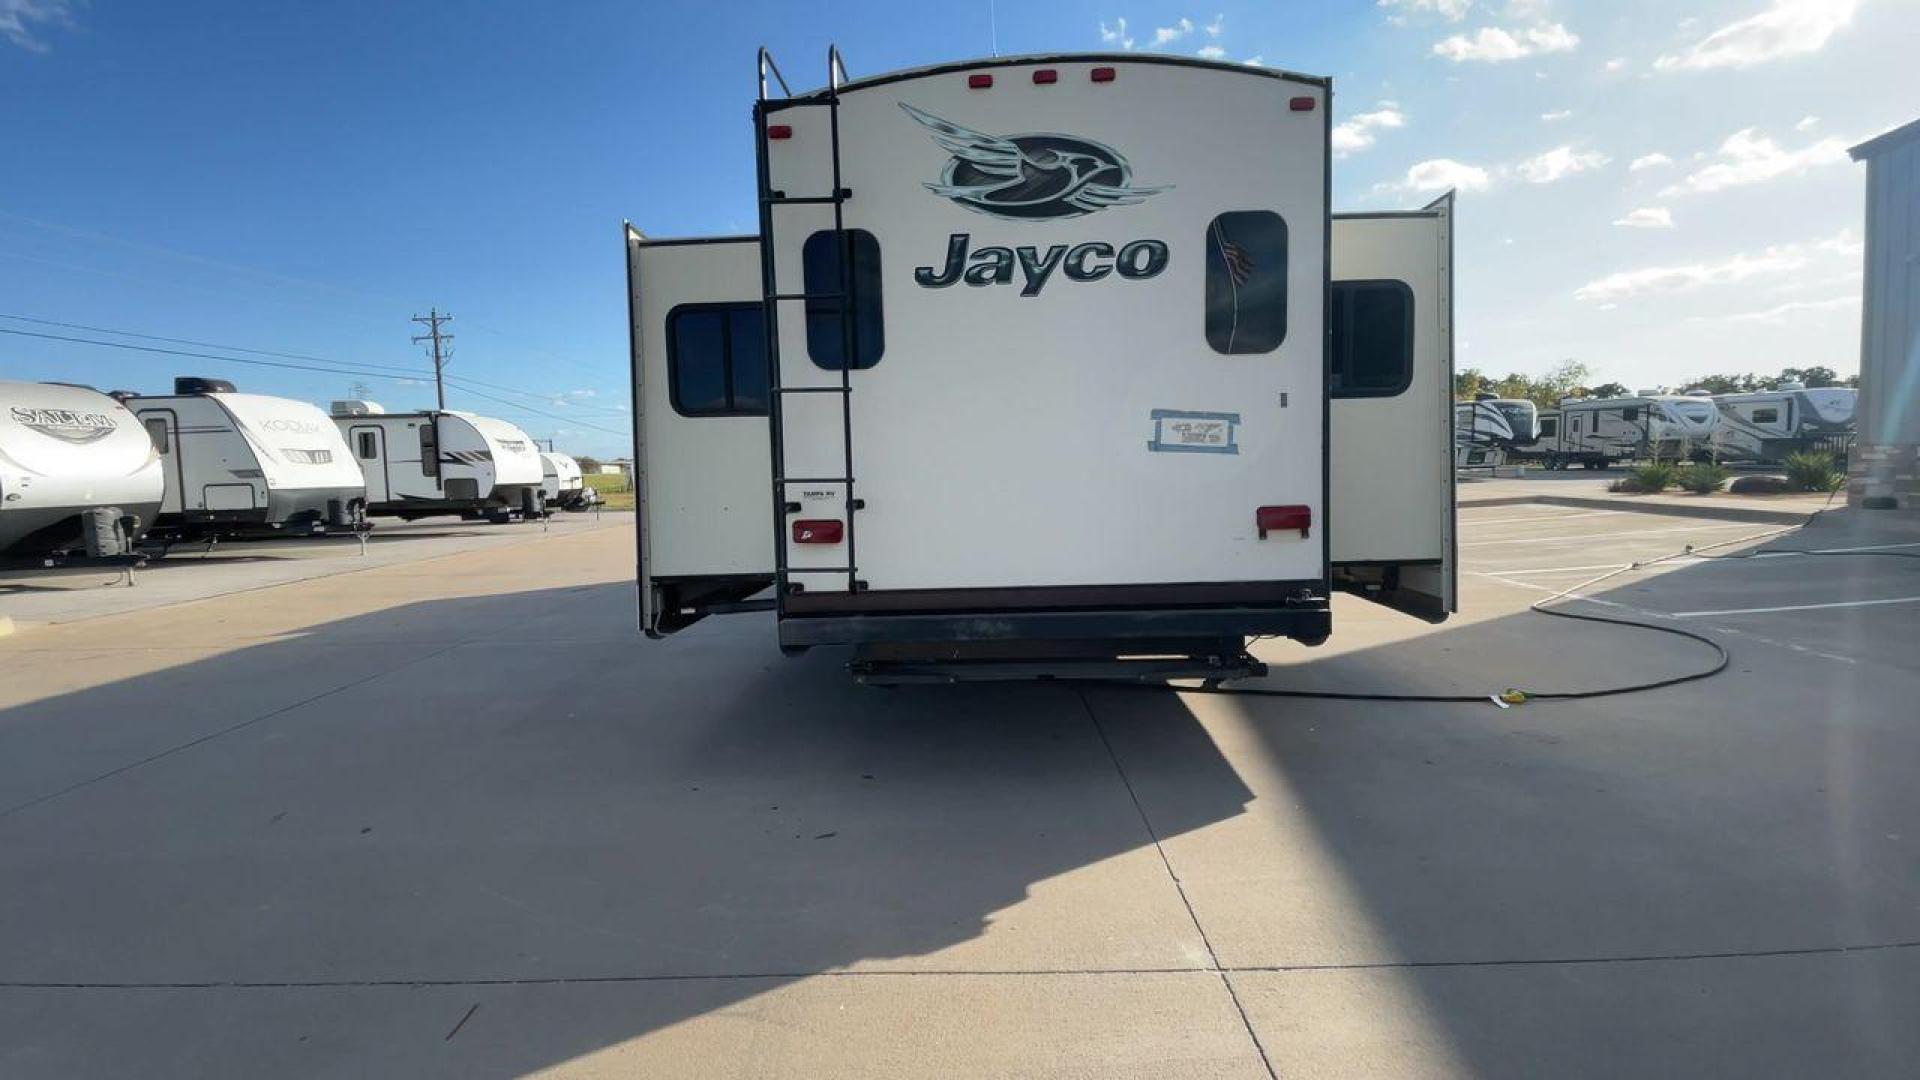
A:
0,326,438,385
432,379,629,436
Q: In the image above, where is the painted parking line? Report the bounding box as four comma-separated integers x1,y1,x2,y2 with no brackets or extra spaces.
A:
1668,595,1920,619
1461,523,1761,547
1456,509,1630,526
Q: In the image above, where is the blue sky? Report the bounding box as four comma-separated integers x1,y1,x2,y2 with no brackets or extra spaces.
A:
1,0,1911,458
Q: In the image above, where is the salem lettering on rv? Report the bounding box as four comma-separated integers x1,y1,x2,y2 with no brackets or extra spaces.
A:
9,405,119,444
915,234,1168,296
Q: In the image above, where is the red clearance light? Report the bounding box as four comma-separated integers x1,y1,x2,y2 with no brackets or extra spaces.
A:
792,519,844,544
1032,69,1058,84
1256,505,1312,539
968,73,993,89
766,124,793,140
1289,96,1316,112
1091,67,1116,83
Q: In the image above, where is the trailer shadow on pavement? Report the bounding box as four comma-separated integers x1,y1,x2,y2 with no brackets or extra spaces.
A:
1,518,1917,1076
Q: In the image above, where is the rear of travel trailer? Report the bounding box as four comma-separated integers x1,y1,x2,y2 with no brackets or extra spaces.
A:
1711,387,1857,464
1453,398,1514,466
540,452,597,509
0,380,164,562
131,378,366,542
626,51,1456,680
333,404,544,520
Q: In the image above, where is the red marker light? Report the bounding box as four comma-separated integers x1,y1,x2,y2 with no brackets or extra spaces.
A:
1091,67,1116,83
1256,505,1312,539
1289,96,1316,112
1032,69,1058,84
792,519,844,544
767,124,793,140
968,73,993,89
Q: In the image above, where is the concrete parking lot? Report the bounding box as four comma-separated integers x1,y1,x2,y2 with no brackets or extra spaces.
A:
1,503,1916,1077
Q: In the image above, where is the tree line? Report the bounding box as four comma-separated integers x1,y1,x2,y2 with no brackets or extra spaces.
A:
1455,362,1857,408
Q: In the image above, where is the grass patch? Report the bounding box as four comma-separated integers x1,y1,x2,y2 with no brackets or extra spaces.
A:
1675,461,1730,494
1783,451,1845,492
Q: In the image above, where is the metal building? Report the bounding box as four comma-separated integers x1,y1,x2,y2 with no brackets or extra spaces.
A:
1849,117,1920,510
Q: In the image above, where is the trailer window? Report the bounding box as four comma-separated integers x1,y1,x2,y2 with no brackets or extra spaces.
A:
803,229,884,370
418,422,439,477
143,417,170,453
1330,280,1413,397
1752,407,1779,424
1205,211,1287,354
1621,407,1639,422
667,303,769,417
356,431,377,459
1540,415,1559,438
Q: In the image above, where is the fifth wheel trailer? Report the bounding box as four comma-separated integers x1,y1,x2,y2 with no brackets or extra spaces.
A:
331,402,545,520
625,51,1457,680
130,378,366,543
0,379,163,562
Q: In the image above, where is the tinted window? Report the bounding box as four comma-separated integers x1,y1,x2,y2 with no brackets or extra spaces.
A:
1330,280,1413,397
1540,415,1559,437
1205,211,1287,354
667,303,769,417
356,431,377,459
143,417,169,453
1621,407,1639,422
418,422,438,477
804,229,884,369
1753,407,1779,423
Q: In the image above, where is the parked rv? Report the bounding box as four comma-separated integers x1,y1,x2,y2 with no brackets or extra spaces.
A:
1537,394,1716,469
0,379,164,563
1454,398,1515,466
1710,385,1856,464
540,452,599,510
130,378,366,543
331,402,544,521
623,50,1457,681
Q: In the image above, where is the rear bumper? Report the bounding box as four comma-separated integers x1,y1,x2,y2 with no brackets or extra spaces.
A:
776,602,1331,649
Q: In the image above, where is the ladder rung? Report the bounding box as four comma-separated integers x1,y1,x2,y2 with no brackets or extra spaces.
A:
775,385,851,394
786,566,856,574
770,292,845,301
777,476,853,484
764,191,851,205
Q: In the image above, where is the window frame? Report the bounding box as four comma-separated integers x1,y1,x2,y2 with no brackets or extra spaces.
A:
418,421,439,477
356,431,378,460
666,301,770,418
1329,278,1416,399
143,416,170,454
802,229,885,371
1751,407,1780,424
1204,210,1289,355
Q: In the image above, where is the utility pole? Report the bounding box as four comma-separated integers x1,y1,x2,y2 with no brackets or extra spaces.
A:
411,308,454,410
348,380,371,400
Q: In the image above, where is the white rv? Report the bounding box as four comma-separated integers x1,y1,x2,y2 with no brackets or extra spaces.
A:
1538,394,1715,469
331,402,545,521
539,451,598,510
1453,399,1514,466
623,51,1456,680
1710,386,1856,464
131,378,366,542
0,380,164,562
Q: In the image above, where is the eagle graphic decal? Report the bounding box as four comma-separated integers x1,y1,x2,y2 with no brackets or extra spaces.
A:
900,103,1171,222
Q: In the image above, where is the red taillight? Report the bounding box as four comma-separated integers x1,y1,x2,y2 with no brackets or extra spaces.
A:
968,73,993,89
792,519,844,544
1032,69,1057,84
1289,96,1316,112
767,124,793,140
1091,67,1116,83
1256,505,1312,539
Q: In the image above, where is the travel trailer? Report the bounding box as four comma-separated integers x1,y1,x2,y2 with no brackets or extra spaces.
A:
1538,394,1716,469
1453,398,1515,466
331,402,545,521
1710,386,1856,464
130,378,366,542
0,379,164,562
540,451,599,510
623,50,1457,681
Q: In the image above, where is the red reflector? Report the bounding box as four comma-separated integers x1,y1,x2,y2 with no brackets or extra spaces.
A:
1289,96,1316,112
1091,67,1116,83
1256,505,1312,539
968,73,993,89
792,519,844,544
767,124,793,140
1032,69,1058,84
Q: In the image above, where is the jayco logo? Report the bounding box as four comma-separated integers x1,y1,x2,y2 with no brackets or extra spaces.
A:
915,234,1169,297
10,405,118,444
900,104,1170,221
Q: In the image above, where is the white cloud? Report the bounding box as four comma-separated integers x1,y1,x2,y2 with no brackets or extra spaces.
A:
1717,296,1859,323
1660,127,1849,195
1399,158,1494,192
1604,56,1627,71
1196,44,1226,59
1540,108,1572,121
1244,55,1264,67
1204,13,1224,36
1332,105,1408,157
1629,152,1674,172
1,0,76,52
1515,145,1609,183
1655,0,1857,71
1433,22,1578,63
1573,229,1855,302
1379,0,1473,21
1099,17,1135,50
1152,17,1193,46
1613,207,1675,229
563,389,597,400
1795,115,1819,131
